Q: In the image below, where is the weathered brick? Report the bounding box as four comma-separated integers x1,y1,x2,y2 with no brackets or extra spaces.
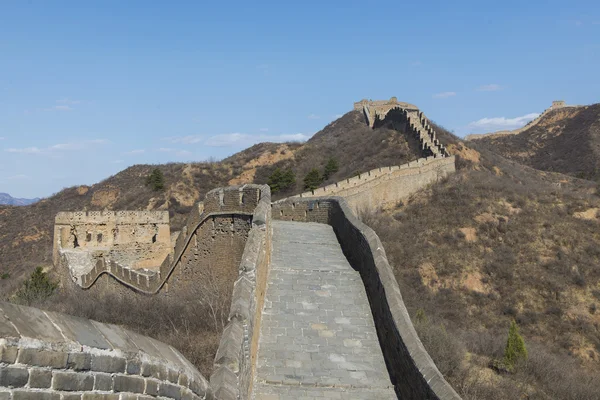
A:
140,363,158,378
12,391,60,400
52,371,94,391
159,383,182,400
125,359,140,375
167,369,179,384
0,346,18,363
117,394,136,400
0,366,29,388
93,373,113,391
90,355,125,373
17,349,67,369
144,379,158,396
60,394,82,400
113,375,144,393
177,373,188,387
28,369,52,388
81,395,119,400
67,353,91,371
0,391,11,400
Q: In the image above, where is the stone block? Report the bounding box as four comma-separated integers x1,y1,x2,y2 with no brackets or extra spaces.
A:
140,363,159,378
125,359,141,375
93,373,113,391
61,394,82,400
0,391,11,400
113,375,145,393
144,379,158,396
0,307,18,337
89,322,138,354
0,345,18,363
67,353,91,371
81,394,119,400
12,392,60,400
0,366,29,388
52,371,94,391
17,349,68,369
158,383,182,400
28,369,52,388
90,355,125,373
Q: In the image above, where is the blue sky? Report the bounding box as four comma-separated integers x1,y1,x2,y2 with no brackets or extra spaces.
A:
1,0,599,198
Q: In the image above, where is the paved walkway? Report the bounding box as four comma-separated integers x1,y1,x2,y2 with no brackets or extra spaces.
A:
252,221,395,399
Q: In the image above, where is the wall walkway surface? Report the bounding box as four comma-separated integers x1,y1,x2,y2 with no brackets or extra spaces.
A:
271,197,461,400
252,221,396,399
0,302,210,400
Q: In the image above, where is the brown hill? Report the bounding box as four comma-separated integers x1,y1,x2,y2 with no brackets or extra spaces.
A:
365,141,600,399
469,104,600,180
0,110,420,295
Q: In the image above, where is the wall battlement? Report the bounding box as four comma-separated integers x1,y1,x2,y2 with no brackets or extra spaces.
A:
281,156,455,212
354,98,448,157
55,210,169,224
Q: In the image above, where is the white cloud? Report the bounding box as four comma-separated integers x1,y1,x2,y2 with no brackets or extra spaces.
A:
157,148,193,157
51,105,73,111
259,128,269,132
0,137,5,140
6,174,29,180
468,113,540,131
124,149,145,155
477,84,502,92
307,114,320,120
4,139,108,155
204,132,309,147
433,92,456,99
56,98,82,105
166,135,203,144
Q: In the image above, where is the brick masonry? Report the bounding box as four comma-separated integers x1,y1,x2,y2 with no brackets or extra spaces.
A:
0,302,210,400
271,197,462,400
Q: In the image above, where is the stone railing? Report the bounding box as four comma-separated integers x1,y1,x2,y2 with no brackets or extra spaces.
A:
271,197,462,400
57,185,266,294
0,301,210,400
210,185,272,400
286,156,455,212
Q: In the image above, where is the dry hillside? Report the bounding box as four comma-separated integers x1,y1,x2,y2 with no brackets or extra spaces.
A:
0,110,420,296
365,135,600,399
470,104,600,180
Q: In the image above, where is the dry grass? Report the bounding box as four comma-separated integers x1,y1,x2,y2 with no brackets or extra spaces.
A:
363,148,600,398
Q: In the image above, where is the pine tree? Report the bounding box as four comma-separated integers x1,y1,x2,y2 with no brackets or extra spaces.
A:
14,267,58,305
303,168,323,191
146,168,165,191
323,157,339,180
503,319,528,369
268,168,296,194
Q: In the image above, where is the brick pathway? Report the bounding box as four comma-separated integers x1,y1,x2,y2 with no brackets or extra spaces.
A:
252,221,395,399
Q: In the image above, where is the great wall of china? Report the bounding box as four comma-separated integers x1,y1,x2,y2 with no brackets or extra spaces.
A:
1,99,461,399
465,100,582,141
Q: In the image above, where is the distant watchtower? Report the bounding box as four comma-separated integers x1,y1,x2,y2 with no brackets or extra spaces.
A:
552,100,566,109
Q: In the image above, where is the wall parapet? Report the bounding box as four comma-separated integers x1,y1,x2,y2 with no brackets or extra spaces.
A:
55,211,170,224
0,301,210,399
210,185,272,400
271,197,461,399
56,185,268,295
281,156,455,212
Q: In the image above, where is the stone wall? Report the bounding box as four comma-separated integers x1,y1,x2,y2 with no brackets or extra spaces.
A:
210,186,272,400
53,211,171,272
0,301,211,400
56,185,266,296
271,197,461,400
284,156,455,213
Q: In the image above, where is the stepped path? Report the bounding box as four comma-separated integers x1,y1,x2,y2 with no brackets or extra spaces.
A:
252,221,395,399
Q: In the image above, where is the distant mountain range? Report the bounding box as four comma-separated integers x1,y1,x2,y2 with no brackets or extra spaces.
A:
0,193,40,206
